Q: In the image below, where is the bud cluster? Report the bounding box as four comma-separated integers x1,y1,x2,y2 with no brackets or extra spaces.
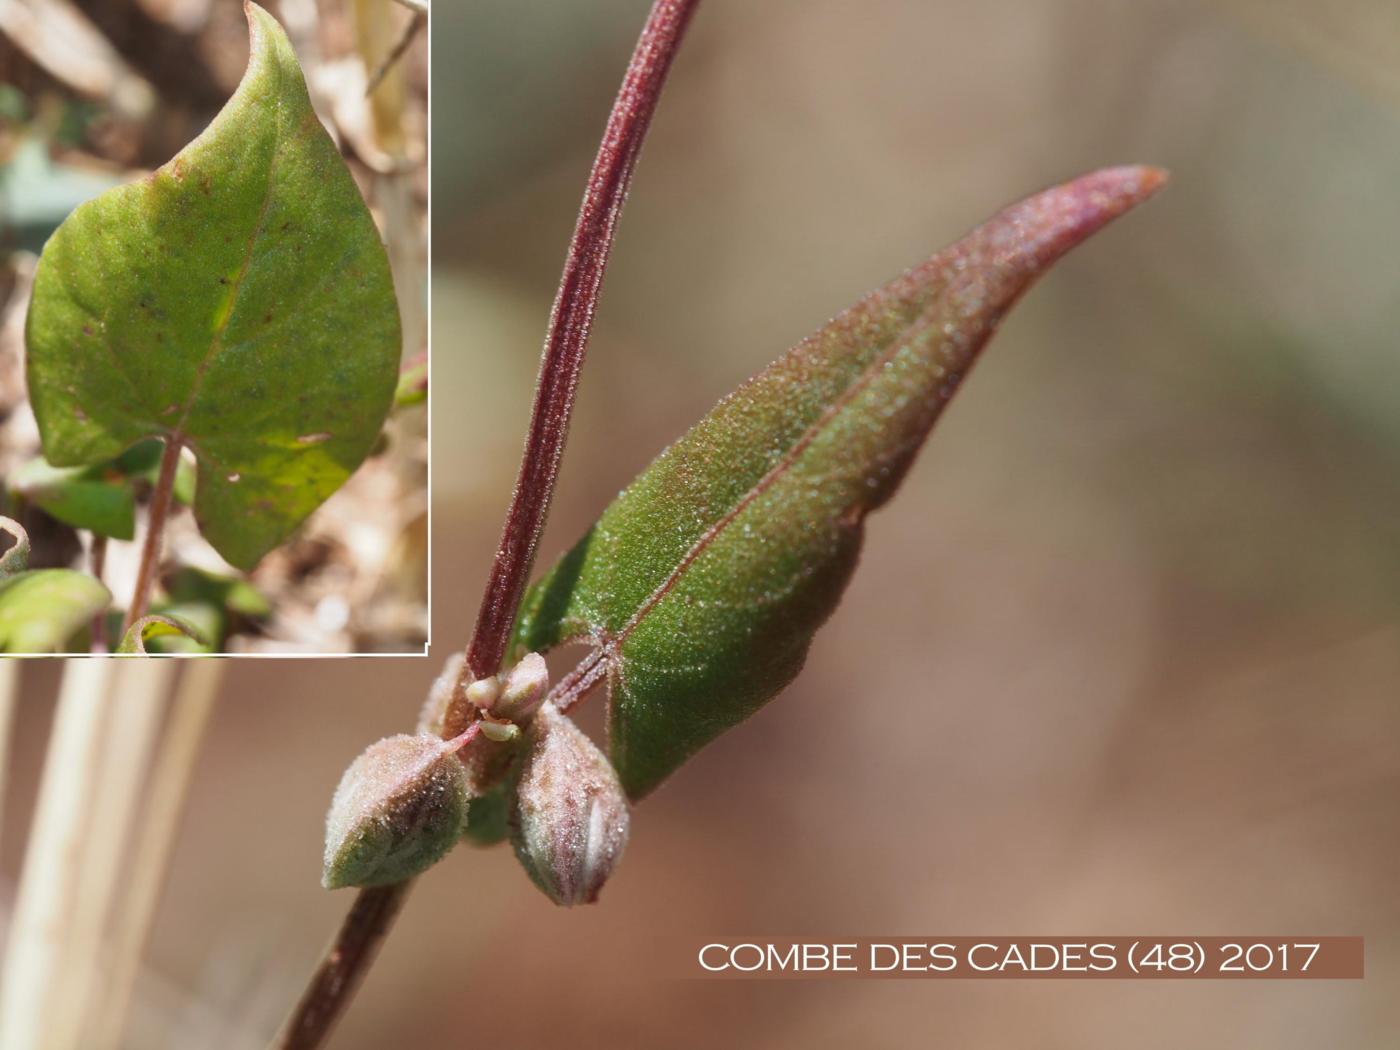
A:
326,651,631,904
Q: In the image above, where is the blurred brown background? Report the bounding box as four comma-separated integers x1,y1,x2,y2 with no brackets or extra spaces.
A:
6,0,1400,1046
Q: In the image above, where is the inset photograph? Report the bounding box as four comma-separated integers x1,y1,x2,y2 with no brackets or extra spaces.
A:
0,0,427,653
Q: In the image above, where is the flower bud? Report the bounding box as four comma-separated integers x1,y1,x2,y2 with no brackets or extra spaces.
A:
494,652,548,722
510,702,629,906
465,676,501,711
323,734,470,889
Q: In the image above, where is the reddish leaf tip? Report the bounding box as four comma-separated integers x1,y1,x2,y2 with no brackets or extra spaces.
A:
1042,163,1169,236
953,164,1168,290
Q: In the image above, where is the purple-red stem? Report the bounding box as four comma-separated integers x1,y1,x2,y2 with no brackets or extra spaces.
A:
458,0,700,690
122,436,182,636
271,5,699,1048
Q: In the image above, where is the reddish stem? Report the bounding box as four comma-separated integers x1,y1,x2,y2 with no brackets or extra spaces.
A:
122,436,182,635
89,534,108,653
547,648,609,714
273,5,700,1048
272,883,411,1049
459,0,700,689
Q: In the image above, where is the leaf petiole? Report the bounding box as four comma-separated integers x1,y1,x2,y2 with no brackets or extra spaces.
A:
122,436,183,635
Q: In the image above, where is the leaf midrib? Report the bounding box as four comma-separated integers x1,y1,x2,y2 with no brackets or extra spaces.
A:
169,110,297,443
601,299,942,656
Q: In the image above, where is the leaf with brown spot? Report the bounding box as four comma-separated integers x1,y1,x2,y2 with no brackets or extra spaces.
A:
24,2,400,570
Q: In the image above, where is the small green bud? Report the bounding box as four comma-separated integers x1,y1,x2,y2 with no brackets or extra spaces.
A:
322,734,470,889
494,651,548,722
510,703,630,906
477,719,520,743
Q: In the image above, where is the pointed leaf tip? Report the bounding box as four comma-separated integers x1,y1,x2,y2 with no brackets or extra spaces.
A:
514,166,1164,798
947,165,1168,292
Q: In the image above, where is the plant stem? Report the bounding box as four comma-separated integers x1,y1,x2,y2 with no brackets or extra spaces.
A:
273,4,701,1047
124,436,183,634
458,0,701,691
272,883,412,1050
89,534,108,652
547,648,609,714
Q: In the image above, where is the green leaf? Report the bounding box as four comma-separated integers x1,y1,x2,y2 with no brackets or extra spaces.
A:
513,167,1167,799
0,568,111,652
116,613,206,654
10,456,136,540
25,2,401,570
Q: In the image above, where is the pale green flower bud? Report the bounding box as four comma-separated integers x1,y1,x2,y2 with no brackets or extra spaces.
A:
510,702,629,906
323,734,470,889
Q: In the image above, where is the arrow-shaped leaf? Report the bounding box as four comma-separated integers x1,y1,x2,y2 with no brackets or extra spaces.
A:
25,2,401,570
513,167,1166,799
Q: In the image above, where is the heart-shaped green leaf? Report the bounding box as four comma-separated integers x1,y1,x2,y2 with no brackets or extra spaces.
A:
25,2,401,570
10,456,136,540
513,167,1166,799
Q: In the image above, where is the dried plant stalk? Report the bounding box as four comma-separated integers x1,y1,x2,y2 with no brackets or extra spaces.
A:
0,660,115,1050
0,661,18,853
87,660,223,1050
48,660,175,1050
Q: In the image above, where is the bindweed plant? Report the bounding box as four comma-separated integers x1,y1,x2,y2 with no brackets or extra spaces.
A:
289,0,1166,1045
7,2,403,653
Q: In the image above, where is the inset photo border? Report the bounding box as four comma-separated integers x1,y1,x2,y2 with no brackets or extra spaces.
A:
0,0,428,655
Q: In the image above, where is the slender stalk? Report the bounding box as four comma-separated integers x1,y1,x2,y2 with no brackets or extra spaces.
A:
366,11,425,98
458,0,701,691
90,533,108,652
0,660,115,1050
89,661,223,1050
271,882,412,1050
124,436,183,633
547,648,609,714
273,4,701,1047
47,660,174,1050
